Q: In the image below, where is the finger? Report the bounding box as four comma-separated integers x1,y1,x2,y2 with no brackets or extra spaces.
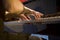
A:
19,18,22,21
39,12,44,16
33,11,44,16
20,14,29,21
24,14,31,20
32,11,44,19
30,14,37,20
35,12,41,18
27,15,31,20
36,13,42,18
30,12,39,20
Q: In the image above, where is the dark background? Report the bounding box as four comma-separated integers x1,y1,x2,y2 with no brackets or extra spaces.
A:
23,0,60,40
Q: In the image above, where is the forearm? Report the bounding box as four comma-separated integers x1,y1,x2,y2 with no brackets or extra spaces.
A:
3,0,24,14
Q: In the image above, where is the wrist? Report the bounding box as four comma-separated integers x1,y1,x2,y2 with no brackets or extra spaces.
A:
20,6,32,15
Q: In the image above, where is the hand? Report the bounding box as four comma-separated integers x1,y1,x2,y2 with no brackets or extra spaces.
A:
19,10,44,21
5,8,44,21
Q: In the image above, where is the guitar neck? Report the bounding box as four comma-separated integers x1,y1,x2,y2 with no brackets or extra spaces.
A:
4,16,60,25
22,16,60,24
4,12,60,24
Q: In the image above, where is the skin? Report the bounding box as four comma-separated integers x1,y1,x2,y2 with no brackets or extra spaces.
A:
0,0,43,40
3,0,43,21
20,10,43,21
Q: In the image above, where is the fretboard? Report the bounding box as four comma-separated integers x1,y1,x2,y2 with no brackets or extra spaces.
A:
4,16,60,25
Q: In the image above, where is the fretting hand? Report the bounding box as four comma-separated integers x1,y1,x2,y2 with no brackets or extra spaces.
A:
19,6,44,21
